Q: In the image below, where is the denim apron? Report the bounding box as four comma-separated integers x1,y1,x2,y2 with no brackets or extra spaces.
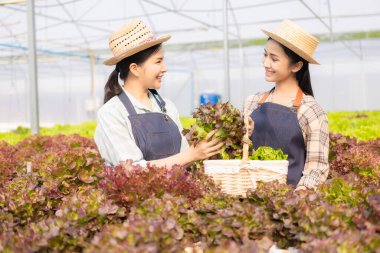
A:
118,89,181,161
250,88,306,185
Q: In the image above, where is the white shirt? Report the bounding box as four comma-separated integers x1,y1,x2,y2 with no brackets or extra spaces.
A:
94,89,189,166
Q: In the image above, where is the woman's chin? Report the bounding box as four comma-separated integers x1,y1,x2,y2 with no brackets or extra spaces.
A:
265,77,274,82
151,83,161,90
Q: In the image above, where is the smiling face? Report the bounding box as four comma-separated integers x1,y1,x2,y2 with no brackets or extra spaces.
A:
137,47,167,89
262,39,299,84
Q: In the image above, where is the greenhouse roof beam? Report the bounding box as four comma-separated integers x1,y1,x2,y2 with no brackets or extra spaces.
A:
221,13,380,28
75,0,103,21
299,0,362,59
299,0,331,33
169,0,176,10
3,5,112,33
177,0,297,13
77,11,168,23
141,0,240,39
55,0,89,46
0,5,27,76
138,0,156,33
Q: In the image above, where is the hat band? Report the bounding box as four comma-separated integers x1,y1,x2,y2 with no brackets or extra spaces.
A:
138,35,156,45
112,35,157,56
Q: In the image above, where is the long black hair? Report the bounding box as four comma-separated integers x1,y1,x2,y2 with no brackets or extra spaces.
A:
103,44,162,104
268,38,314,97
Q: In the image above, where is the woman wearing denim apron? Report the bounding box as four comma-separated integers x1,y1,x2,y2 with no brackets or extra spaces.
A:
244,20,329,190
94,20,223,167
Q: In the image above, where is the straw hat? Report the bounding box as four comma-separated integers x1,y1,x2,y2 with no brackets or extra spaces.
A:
262,19,319,64
104,20,171,65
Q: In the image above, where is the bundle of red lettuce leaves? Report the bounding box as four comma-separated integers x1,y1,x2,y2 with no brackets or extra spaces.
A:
183,102,248,160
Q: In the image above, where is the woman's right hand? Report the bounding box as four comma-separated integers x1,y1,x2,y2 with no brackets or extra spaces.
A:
247,117,254,137
191,129,224,161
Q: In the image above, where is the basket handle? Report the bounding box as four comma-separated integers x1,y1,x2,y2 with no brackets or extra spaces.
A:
242,115,250,164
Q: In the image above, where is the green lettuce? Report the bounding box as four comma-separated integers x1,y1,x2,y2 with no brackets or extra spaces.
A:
250,146,288,160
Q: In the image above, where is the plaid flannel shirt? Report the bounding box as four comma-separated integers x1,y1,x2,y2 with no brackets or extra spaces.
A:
243,91,329,189
94,89,189,166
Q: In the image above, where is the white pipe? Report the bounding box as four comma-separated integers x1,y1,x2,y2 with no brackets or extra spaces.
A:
27,0,39,134
223,0,230,102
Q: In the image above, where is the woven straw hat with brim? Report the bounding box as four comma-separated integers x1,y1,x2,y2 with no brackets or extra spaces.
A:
104,19,171,66
262,19,320,64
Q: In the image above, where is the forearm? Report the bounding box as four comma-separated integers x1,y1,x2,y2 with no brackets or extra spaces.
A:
297,162,329,189
298,107,329,189
148,131,223,169
298,137,330,189
148,147,196,168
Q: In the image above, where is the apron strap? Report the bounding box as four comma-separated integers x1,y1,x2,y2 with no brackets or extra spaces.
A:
118,91,137,115
258,87,275,105
149,89,167,113
292,88,303,113
118,89,168,115
258,87,303,113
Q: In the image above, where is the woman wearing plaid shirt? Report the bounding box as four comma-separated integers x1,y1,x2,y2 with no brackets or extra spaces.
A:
244,20,329,190
94,20,223,167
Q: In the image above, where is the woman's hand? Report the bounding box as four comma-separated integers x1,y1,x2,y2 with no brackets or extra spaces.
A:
191,129,224,161
247,117,254,137
295,185,307,192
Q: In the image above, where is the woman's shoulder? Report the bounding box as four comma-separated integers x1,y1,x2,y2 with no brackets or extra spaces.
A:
97,96,125,117
245,91,267,103
301,94,323,109
300,94,328,120
244,91,267,114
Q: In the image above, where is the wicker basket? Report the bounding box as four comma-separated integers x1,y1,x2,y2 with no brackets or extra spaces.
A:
204,160,288,196
203,116,289,197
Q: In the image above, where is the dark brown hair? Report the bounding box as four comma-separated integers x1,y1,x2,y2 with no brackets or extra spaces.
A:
103,44,162,104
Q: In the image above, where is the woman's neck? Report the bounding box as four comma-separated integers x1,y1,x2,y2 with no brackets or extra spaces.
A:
275,76,299,97
123,80,149,101
122,80,153,110
271,76,300,107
